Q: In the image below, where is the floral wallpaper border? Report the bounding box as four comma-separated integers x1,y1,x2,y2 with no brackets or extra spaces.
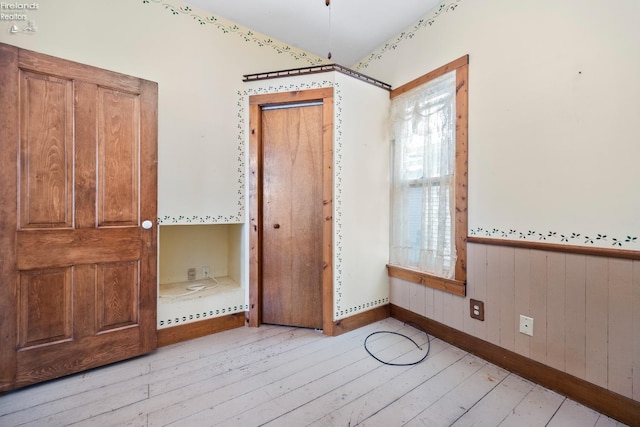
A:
335,298,390,319
158,214,243,225
144,0,465,73
158,303,248,328
142,0,324,66
469,227,638,249
354,0,464,70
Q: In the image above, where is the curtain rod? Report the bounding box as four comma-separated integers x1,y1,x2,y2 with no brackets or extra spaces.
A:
242,64,392,91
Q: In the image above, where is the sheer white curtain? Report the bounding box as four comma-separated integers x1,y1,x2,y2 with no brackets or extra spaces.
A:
390,71,457,279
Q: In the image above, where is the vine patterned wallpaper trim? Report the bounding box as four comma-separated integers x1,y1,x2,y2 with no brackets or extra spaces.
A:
142,0,324,66
354,0,464,70
469,227,638,250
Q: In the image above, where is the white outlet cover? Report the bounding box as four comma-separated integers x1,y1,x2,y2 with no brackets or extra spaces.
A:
519,315,534,336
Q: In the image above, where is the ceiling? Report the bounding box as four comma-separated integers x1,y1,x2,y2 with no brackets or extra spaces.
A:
182,0,442,66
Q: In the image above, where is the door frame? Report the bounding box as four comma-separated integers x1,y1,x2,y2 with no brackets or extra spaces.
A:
248,88,334,335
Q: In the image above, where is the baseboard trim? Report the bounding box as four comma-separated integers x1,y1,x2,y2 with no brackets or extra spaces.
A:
332,304,390,336
156,312,245,347
390,304,640,426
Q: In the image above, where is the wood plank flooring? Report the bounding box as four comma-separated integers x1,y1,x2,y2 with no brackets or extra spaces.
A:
0,318,628,426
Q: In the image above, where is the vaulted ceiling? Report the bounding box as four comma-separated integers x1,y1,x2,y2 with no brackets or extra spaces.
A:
182,0,442,66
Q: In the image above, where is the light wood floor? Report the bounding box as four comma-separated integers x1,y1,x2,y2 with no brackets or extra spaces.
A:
0,318,627,427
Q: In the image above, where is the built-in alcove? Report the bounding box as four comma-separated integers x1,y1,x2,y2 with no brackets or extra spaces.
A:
157,224,245,329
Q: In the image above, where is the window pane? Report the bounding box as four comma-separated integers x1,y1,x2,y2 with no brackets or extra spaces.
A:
390,70,457,278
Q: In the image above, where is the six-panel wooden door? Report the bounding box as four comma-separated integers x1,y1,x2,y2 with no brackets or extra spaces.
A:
0,43,158,391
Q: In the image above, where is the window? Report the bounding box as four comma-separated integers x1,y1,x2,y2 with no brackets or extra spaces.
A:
387,55,468,296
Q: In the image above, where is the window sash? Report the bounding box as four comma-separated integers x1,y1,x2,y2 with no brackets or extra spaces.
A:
390,70,457,279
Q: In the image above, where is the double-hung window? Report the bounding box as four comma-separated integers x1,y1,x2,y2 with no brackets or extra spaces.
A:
388,56,468,296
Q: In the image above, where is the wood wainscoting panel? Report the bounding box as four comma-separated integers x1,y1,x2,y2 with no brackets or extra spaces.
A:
634,262,640,402
585,255,609,390
409,278,427,320
607,259,634,397
513,248,532,358
529,250,548,364
498,246,516,352
485,245,501,347
546,251,567,372
468,242,488,340
564,254,587,380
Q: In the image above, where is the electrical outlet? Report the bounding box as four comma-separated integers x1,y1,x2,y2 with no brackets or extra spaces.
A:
470,299,484,321
187,267,196,281
519,315,534,336
202,266,210,278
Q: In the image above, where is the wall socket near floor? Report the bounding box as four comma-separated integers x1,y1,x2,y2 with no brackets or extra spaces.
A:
519,315,534,336
470,299,485,321
202,266,210,278
187,267,196,281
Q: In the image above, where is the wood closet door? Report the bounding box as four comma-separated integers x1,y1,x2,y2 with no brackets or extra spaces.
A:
261,104,324,329
0,44,158,391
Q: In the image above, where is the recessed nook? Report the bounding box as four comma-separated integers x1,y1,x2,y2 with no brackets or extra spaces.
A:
158,224,244,328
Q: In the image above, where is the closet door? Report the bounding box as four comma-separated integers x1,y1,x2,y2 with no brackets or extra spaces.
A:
261,104,324,329
248,87,333,333
0,44,158,391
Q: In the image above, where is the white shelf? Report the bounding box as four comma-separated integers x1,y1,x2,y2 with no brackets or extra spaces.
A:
159,276,240,304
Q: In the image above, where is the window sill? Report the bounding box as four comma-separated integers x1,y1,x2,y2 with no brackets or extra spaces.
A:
386,264,466,297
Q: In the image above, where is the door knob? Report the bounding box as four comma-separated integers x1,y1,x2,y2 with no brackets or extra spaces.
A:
142,220,153,229
273,224,280,229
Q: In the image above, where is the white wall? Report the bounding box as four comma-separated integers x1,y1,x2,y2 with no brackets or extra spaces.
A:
333,72,390,319
357,0,640,251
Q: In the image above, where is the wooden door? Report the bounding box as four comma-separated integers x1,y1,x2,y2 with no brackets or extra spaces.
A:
0,44,158,391
261,104,324,329
248,88,334,334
